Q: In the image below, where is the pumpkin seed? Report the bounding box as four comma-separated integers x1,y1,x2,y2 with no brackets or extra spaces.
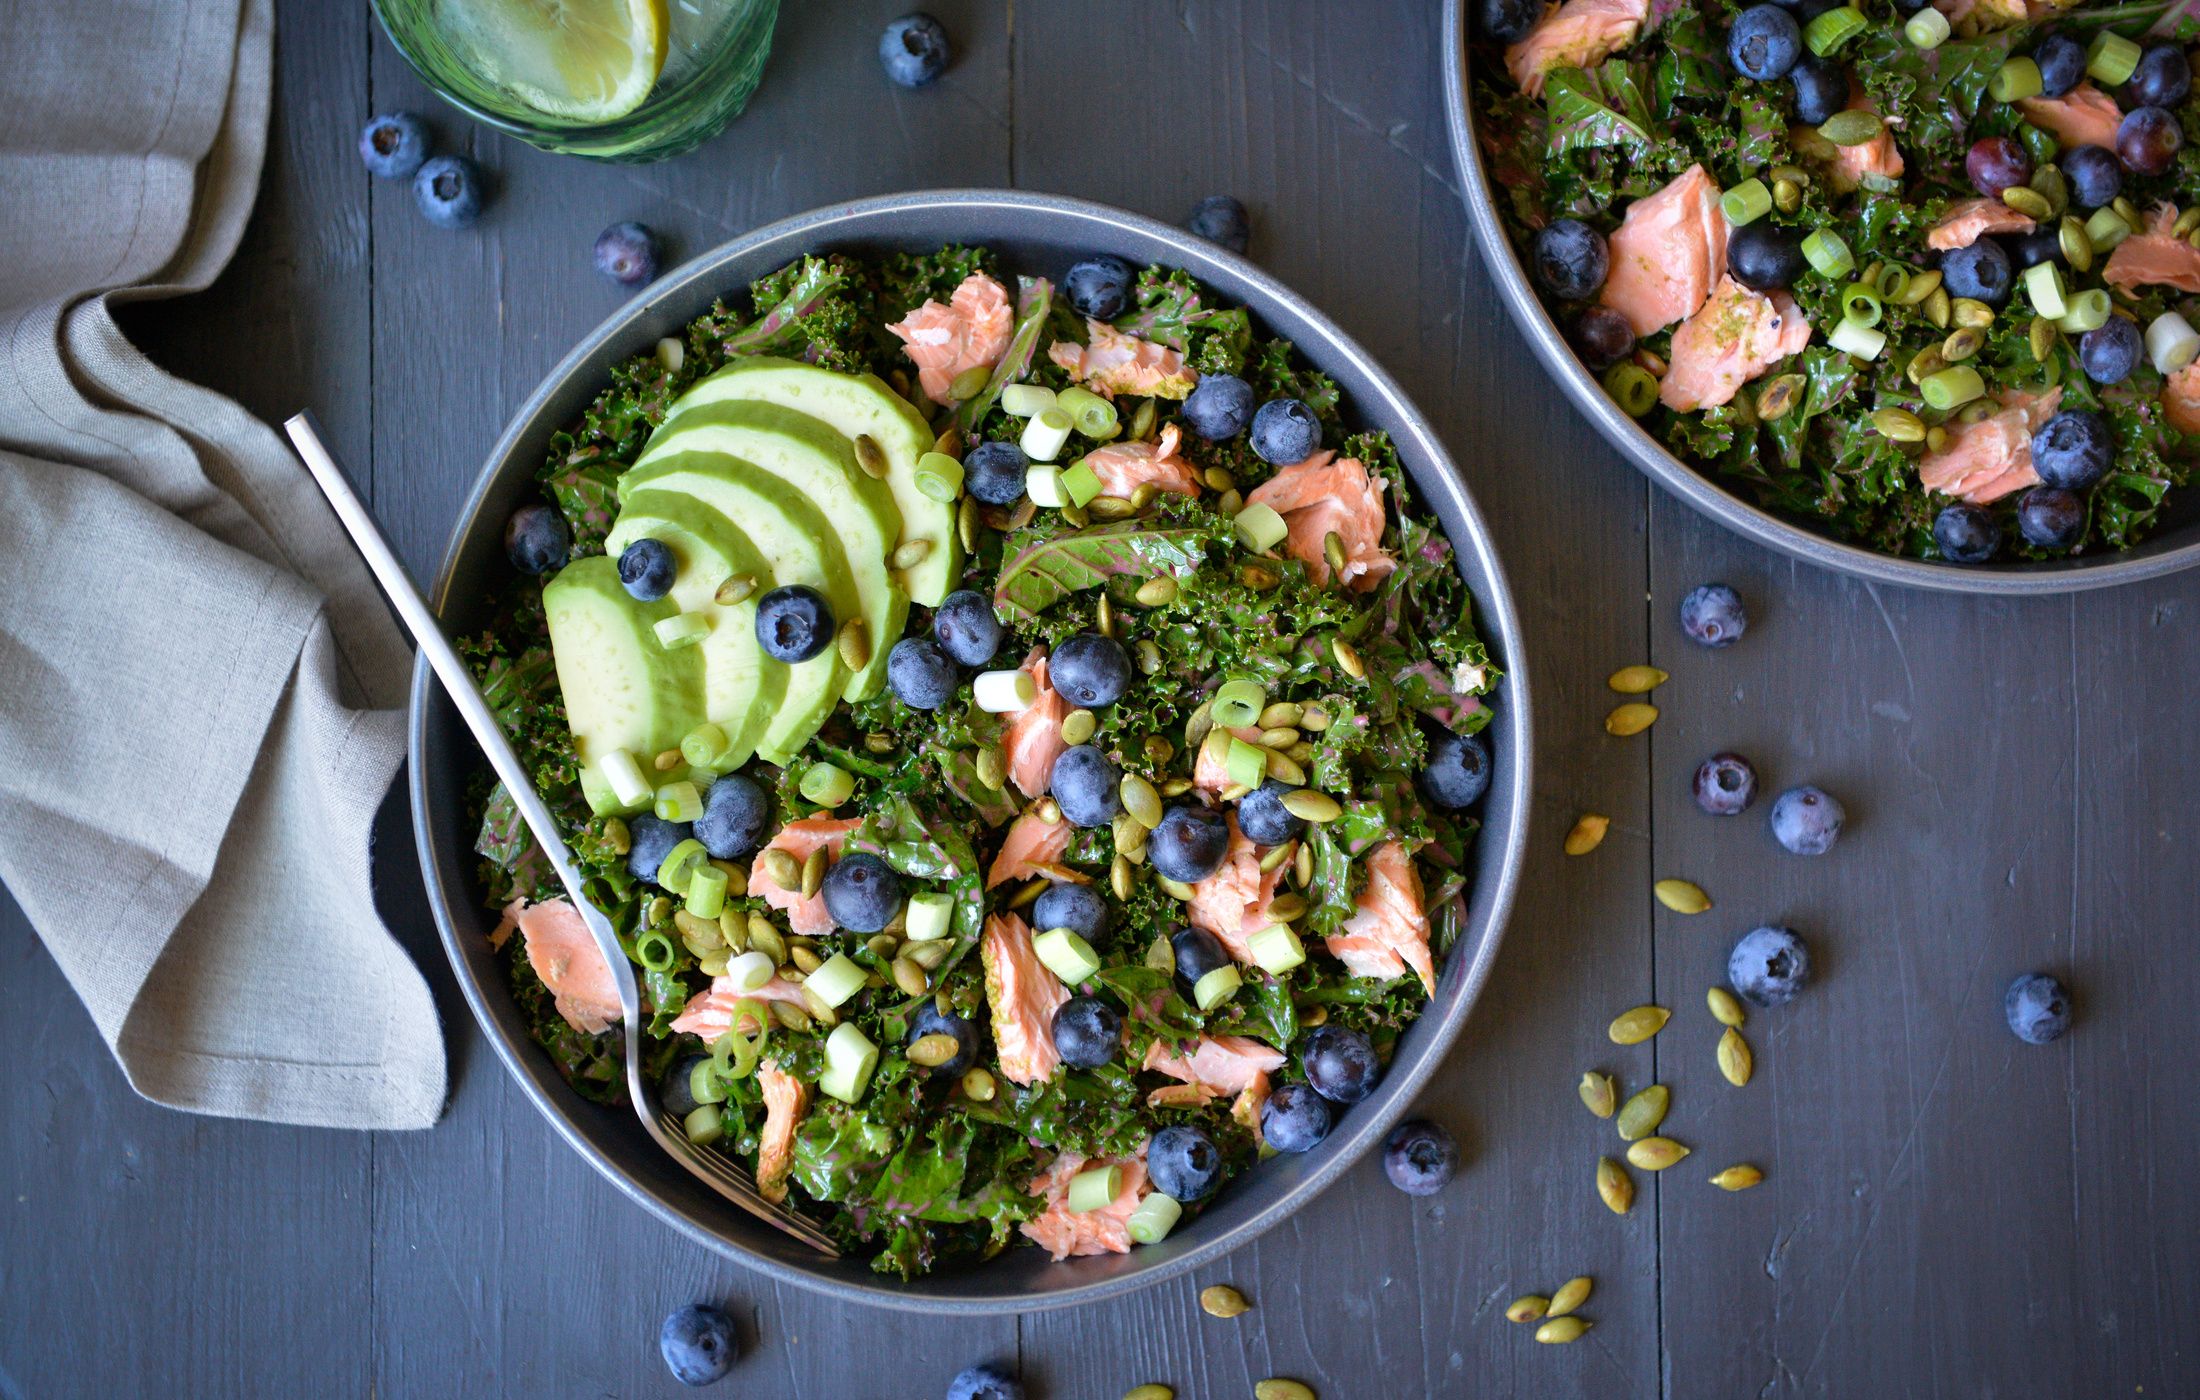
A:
908,1032,961,1067
747,917,787,966
837,618,870,673
1598,1156,1635,1215
1924,287,1952,329
890,538,933,571
1607,664,1668,693
1258,839,1297,874
1718,1026,1753,1086
2059,216,2093,273
888,956,926,997
771,1000,812,1033
961,1066,996,1101
717,910,748,953
2001,185,2053,221
1217,488,1244,516
904,938,950,970
1294,841,1313,886
1121,773,1163,829
865,933,899,959
1111,854,1135,900
1299,703,1331,731
1926,425,1950,453
1578,1071,1616,1118
1626,1136,1691,1171
713,861,748,900
803,846,829,899
1266,892,1310,923
933,424,963,458
1605,702,1658,736
1301,1003,1328,1027
2029,315,2059,362
1011,877,1049,910
1535,1316,1591,1345
1895,268,1941,306
1258,726,1300,749
957,494,980,551
714,573,757,606
1772,177,1803,214
761,848,800,891
1654,878,1711,914
1616,1084,1670,1141
1260,701,1304,728
1201,1284,1252,1318
973,745,1006,792
1136,575,1180,607
1281,789,1343,823
1124,1387,1174,1400
1035,796,1062,825
1952,296,1996,329
1819,108,1881,145
1707,986,1745,1027
1160,776,1195,798
789,943,823,975
2115,194,2142,231
1088,496,1136,521
1906,345,1947,385
1136,638,1164,675
1957,400,1996,426
1186,699,1217,751
1092,591,1117,638
1254,1382,1314,1400
603,818,633,855
653,748,682,772
1144,735,1175,765
802,986,840,1027
673,909,720,946
2174,206,2200,240
1564,813,1610,856
1323,530,1348,576
1871,407,1926,442
1060,707,1098,747
1547,1275,1593,1317
1941,326,1983,362
1505,1295,1550,1324
1608,1004,1669,1044
1710,1164,1765,1191
1331,636,1365,679
1158,876,1197,901
1204,465,1236,491
1265,751,1306,785
853,434,889,480
645,895,671,926
946,366,990,401
2030,163,2068,217
697,949,731,977
1755,373,1806,421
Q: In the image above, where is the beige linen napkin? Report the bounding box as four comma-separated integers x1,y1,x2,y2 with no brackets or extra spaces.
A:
0,0,447,1128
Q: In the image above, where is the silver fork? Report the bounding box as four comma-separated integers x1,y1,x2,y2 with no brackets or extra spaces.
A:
285,413,838,1257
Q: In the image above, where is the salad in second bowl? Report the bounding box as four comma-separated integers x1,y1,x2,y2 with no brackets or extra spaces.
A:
1471,0,2200,564
464,244,1502,1278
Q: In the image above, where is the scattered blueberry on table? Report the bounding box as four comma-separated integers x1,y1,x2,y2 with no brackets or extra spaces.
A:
1149,1124,1225,1202
2004,973,2074,1045
879,13,951,88
1382,1119,1458,1196
754,584,834,662
821,852,903,933
1692,752,1758,817
412,154,484,229
502,501,569,574
616,536,675,601
357,112,428,180
887,637,958,710
946,1363,1024,1400
1185,194,1251,254
694,773,768,860
1260,1081,1335,1153
1678,583,1746,647
659,1302,738,1387
1729,926,1812,1008
1769,784,1844,855
593,220,660,287
1303,1026,1382,1104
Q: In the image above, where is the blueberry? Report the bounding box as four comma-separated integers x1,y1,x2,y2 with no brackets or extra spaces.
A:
1237,779,1307,846
1302,1025,1381,1104
1051,996,1121,1069
694,773,769,860
1728,926,1812,1008
1940,237,2012,306
1170,925,1233,995
1967,136,2033,199
1419,729,1491,811
2018,486,2086,550
627,814,694,885
1769,784,1845,855
2004,973,2074,1044
660,1054,708,1118
1186,194,1251,254
1477,0,1543,41
1260,1082,1334,1153
617,537,676,601
2062,144,2123,210
659,1303,738,1387
2033,32,2086,98
594,221,660,287
1530,219,1610,301
932,589,1004,667
1772,0,1844,19
888,637,959,710
964,439,1029,504
1933,502,2001,564
1033,882,1110,944
2127,44,2192,110
1692,752,1758,816
821,852,903,933
358,112,429,180
2079,315,2143,386
1729,5,1803,81
1148,1124,1224,1201
1566,304,1637,371
413,154,483,229
1679,582,1747,647
879,13,951,87
2003,226,2063,271
1064,255,1134,320
2031,409,2114,491
754,584,834,662
1726,222,1809,293
908,1004,981,1078
1149,803,1230,882
1789,55,1846,125
1382,1118,1458,1196
1181,372,1256,440
946,1364,1024,1400
1250,398,1321,465
1049,632,1132,708
1049,745,1122,828
503,502,569,574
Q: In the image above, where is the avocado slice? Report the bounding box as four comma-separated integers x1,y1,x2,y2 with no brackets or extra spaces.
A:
541,555,705,816
663,357,961,608
618,451,854,766
632,401,909,702
605,493,786,772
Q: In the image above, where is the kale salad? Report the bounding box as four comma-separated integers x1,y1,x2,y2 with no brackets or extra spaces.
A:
1471,0,2200,563
465,244,1501,1278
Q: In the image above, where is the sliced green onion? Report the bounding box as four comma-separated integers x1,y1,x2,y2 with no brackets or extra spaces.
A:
1034,927,1102,985
726,997,771,1043
1905,7,1950,48
806,952,868,1009
1804,4,1865,55
689,1057,728,1106
1224,736,1270,790
1989,56,2043,103
2057,288,2112,334
1828,319,1887,360
1212,678,1267,728
819,1023,879,1104
1067,1164,1123,1214
719,1021,761,1079
1192,964,1242,1012
1001,383,1058,418
1057,386,1119,438
652,612,710,649
799,761,854,808
1019,406,1074,463
654,781,703,823
914,450,965,502
1840,282,1884,327
1248,922,1307,975
1721,178,1772,226
948,364,991,402
1126,1192,1184,1244
1025,463,1065,507
656,836,708,893
905,891,955,942
726,949,776,991
973,668,1038,712
2146,311,2200,375
680,722,732,770
1802,228,1855,280
2087,31,2140,86
682,1103,724,1146
684,862,729,919
2023,261,2068,320
600,747,652,810
1920,365,1987,410
1874,264,1911,302
2084,206,2133,253
1060,460,1104,508
1233,502,1290,552
1818,109,1883,147
1602,362,1659,417
635,928,677,972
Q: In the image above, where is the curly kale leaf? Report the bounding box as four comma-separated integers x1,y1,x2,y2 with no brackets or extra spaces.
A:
1117,266,1254,374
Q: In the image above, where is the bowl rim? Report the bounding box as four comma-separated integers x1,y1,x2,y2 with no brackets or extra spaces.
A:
1440,0,2200,595
406,188,1533,1311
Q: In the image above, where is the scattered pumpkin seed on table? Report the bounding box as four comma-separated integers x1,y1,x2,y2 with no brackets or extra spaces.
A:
1608,1004,1670,1044
1627,1136,1691,1171
1605,702,1658,736
1124,1387,1174,1400
1654,878,1711,914
1707,986,1746,1027
1547,1275,1594,1317
1565,813,1610,856
1711,1164,1766,1191
1535,1316,1591,1344
1616,1084,1670,1141
1200,1284,1250,1318
1255,1381,1315,1400
1719,1026,1754,1086
1578,1071,1616,1119
1598,1156,1635,1215
1607,664,1668,693
1505,1295,1550,1324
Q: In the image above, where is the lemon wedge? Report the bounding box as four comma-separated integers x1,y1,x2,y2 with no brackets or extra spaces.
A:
438,0,670,123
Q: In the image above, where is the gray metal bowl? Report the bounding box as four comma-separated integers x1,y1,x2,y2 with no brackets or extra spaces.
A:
1442,1,2200,593
407,190,1532,1311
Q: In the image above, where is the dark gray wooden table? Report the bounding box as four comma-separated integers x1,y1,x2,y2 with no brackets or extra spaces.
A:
6,1,2198,1395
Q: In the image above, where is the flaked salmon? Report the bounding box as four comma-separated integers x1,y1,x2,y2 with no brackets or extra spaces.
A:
887,273,1015,405
1019,1146,1151,1261
1001,647,1068,799
1658,275,1811,413
1047,319,1197,400
1232,1069,1273,1147
1932,0,2029,32
1803,93,1902,195
1505,0,1649,97
1242,450,1396,591
2163,361,2200,437
756,1060,808,1204
1927,198,2035,251
1598,164,1727,337
668,974,809,1040
508,897,623,1034
981,912,1070,1087
1185,815,1284,962
1081,423,1203,500
1143,1033,1287,1094
1918,387,2062,503
748,817,861,938
986,810,1085,889
1325,842,1436,996
2019,83,2123,151
2103,205,2200,295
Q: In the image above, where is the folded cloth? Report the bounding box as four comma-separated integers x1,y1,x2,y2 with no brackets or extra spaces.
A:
0,0,446,1128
